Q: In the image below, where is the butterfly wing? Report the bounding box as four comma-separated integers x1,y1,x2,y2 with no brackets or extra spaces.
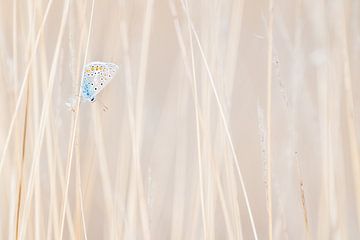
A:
81,62,119,102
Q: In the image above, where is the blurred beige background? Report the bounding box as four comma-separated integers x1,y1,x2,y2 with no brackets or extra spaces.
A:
0,0,359,239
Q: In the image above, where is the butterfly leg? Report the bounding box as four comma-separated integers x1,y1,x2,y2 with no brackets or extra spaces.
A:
102,104,109,112
97,99,108,112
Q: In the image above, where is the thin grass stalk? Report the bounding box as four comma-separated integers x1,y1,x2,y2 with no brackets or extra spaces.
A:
266,0,274,239
26,2,44,236
215,171,236,239
68,3,88,237
8,173,17,240
316,64,330,240
340,1,360,232
11,4,22,225
223,0,244,101
218,0,245,237
189,182,201,240
167,5,196,238
91,107,118,239
111,15,132,231
36,31,58,240
74,69,88,240
120,3,143,236
119,6,142,237
53,121,77,239
292,0,311,238
76,156,88,240
12,0,18,96
184,1,207,238
8,1,19,236
119,13,139,239
134,0,155,238
66,4,89,236
196,3,214,237
170,76,189,240
45,121,59,240
29,21,46,240
15,77,29,240
59,0,95,238
113,117,131,239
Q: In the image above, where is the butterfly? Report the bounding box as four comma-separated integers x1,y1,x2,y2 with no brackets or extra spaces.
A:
81,61,119,102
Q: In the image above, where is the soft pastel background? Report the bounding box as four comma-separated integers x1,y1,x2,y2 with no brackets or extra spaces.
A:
0,0,359,239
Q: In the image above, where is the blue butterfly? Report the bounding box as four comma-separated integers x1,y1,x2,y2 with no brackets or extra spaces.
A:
81,61,119,102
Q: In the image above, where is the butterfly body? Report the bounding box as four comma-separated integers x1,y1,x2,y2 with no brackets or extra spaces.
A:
81,61,119,102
